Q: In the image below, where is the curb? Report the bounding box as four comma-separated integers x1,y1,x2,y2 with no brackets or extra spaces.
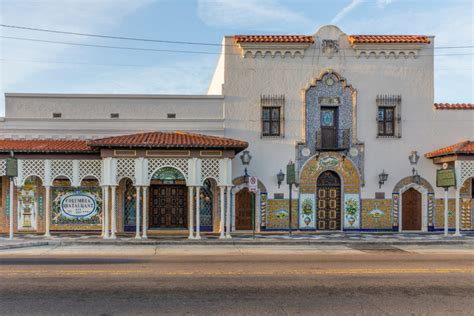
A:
1,239,472,250
0,241,53,250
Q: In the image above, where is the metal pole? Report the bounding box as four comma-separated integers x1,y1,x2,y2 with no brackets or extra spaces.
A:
444,187,449,237
9,177,14,240
252,192,255,239
289,183,292,236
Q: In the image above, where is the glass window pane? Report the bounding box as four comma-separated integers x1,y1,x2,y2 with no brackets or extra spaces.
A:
321,110,334,127
262,108,270,121
378,122,385,135
385,122,393,135
386,108,394,121
378,108,385,121
271,108,280,120
263,122,270,135
271,122,279,135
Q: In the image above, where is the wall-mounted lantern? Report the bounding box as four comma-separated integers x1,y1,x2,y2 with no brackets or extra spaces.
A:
408,151,420,165
277,169,285,189
378,170,388,188
240,150,252,180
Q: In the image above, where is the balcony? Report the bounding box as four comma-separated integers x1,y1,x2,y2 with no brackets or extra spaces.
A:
316,129,350,151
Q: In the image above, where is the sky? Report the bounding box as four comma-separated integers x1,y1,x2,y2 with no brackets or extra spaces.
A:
0,0,472,116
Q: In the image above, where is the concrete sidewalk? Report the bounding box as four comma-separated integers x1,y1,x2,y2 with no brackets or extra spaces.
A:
1,232,473,250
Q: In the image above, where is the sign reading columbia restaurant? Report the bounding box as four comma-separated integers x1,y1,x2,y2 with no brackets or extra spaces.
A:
60,192,97,219
52,187,102,228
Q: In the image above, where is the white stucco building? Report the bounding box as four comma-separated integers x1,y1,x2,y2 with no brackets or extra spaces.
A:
1,25,473,237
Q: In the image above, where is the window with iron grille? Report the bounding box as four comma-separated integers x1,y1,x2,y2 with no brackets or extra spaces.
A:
377,107,395,136
261,95,284,137
376,95,401,138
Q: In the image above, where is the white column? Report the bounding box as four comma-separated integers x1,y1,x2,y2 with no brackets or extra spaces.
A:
101,186,105,237
188,186,195,239
9,177,14,240
135,186,141,239
219,186,225,239
195,186,201,239
110,186,117,239
444,188,449,237
103,186,110,239
225,186,232,239
454,187,461,236
44,186,51,237
142,186,148,239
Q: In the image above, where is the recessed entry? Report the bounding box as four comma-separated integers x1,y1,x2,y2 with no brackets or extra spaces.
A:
52,113,62,118
167,113,176,119
110,113,119,119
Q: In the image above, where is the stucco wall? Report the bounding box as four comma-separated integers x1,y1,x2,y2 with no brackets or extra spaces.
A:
221,25,471,201
1,94,225,138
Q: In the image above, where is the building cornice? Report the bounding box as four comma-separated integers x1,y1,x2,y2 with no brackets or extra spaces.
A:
4,93,224,99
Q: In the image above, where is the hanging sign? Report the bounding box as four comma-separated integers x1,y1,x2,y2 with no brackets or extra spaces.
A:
436,168,456,188
286,162,296,185
249,176,258,192
6,157,18,177
60,192,97,219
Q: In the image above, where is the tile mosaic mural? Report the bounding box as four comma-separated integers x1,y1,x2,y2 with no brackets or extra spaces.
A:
299,193,316,229
361,199,392,229
266,199,298,229
343,193,360,229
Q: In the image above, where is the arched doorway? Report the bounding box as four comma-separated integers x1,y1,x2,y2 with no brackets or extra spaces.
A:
235,187,254,230
316,171,341,230
401,188,422,231
149,167,187,229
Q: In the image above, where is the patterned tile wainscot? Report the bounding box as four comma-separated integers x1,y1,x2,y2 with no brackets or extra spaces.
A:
361,199,392,229
266,199,298,230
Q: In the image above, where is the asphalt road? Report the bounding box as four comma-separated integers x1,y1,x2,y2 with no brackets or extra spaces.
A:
0,245,473,315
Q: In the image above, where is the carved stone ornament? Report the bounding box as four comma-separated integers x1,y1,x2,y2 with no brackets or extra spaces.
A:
322,39,339,55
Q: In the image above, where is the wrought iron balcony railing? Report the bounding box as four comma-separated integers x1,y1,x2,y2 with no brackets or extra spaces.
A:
315,129,350,151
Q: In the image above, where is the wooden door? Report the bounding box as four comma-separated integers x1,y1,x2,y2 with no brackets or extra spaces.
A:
235,188,253,230
317,171,341,230
321,107,338,149
402,188,422,230
149,185,187,229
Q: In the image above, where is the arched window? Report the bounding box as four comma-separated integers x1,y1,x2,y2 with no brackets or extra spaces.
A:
123,178,137,231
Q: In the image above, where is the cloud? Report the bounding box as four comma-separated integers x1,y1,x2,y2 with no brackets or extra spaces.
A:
331,0,365,24
339,2,473,103
0,0,153,113
197,0,312,32
73,57,216,95
376,0,395,8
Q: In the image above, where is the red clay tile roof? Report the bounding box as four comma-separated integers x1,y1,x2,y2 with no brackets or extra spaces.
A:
234,35,314,44
348,35,430,45
0,139,94,153
425,141,474,158
89,131,248,150
434,103,474,110
233,35,429,45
